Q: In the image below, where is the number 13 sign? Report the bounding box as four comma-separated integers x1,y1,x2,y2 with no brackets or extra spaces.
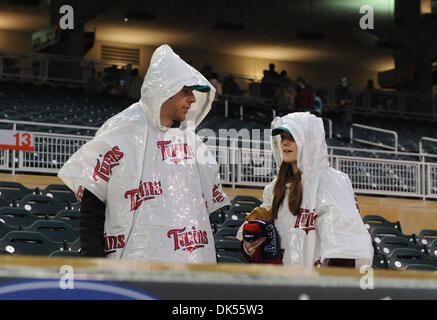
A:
0,130,35,151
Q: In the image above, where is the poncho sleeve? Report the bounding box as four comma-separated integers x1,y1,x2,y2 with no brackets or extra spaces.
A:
316,169,374,268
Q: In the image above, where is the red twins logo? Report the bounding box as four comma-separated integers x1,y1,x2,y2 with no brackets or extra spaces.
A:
212,184,225,202
167,226,208,253
76,185,84,202
104,233,125,256
124,180,162,211
93,146,124,182
294,208,317,234
157,140,194,164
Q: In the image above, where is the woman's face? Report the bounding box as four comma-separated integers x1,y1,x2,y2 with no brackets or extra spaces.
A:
280,131,298,164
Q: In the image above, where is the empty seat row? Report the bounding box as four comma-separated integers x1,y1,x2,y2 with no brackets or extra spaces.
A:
0,181,77,206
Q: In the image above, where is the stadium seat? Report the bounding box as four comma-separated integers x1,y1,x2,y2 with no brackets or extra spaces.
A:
375,236,427,257
24,220,79,243
224,205,252,221
0,231,63,256
41,184,77,204
371,227,416,245
209,208,226,226
49,250,81,257
16,194,69,217
54,210,80,229
216,254,246,263
417,229,437,248
405,264,437,271
0,220,18,239
386,248,436,271
363,215,402,234
372,253,388,269
214,227,238,241
215,238,241,250
216,217,245,230
0,181,35,202
231,195,262,209
0,207,39,227
428,239,437,259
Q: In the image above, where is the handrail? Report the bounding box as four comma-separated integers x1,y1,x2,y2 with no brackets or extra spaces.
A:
419,136,437,155
0,119,99,131
350,123,398,152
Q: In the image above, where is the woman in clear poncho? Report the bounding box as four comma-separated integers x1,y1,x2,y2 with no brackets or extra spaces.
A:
238,112,373,268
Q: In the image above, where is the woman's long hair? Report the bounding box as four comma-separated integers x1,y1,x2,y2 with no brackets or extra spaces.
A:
271,162,302,220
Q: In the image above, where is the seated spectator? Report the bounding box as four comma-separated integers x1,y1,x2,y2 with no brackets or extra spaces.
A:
261,70,276,100
313,91,323,116
267,63,280,79
208,72,223,103
124,69,142,101
335,77,354,140
86,69,104,95
223,74,242,96
294,76,314,112
275,82,295,116
279,70,291,84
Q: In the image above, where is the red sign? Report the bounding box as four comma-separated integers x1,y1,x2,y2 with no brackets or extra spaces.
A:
0,130,35,151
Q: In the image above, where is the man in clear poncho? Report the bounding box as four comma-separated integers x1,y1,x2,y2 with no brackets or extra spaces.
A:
58,45,230,263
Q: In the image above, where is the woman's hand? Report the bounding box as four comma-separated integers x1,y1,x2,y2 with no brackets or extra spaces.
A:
243,237,266,256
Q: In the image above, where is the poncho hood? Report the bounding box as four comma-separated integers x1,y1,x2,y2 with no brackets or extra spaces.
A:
139,44,215,130
271,112,330,210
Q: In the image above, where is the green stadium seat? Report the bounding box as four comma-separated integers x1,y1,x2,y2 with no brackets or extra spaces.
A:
363,215,402,234
41,184,77,204
49,250,81,257
0,207,39,227
16,194,69,217
371,227,416,245
386,248,436,271
54,210,80,229
24,220,79,243
0,231,63,256
375,236,427,256
417,229,437,248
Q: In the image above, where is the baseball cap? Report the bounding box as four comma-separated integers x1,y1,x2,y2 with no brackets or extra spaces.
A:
271,126,291,136
186,85,210,92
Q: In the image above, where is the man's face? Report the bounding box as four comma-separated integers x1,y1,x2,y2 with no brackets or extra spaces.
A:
160,87,196,125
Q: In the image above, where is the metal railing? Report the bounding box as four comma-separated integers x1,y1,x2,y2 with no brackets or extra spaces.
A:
350,123,398,151
0,120,437,199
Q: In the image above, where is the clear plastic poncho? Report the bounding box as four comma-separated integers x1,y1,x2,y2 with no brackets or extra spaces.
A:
58,45,230,263
238,112,373,268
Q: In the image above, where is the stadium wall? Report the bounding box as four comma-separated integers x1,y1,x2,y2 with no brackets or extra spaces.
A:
84,40,379,89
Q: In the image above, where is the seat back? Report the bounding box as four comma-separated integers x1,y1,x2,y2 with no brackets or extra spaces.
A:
217,218,245,230
214,227,238,241
231,195,262,207
417,229,437,248
0,207,39,227
41,184,77,204
372,253,387,269
405,264,437,271
0,181,33,201
0,231,62,256
25,220,79,243
376,236,427,256
0,220,18,239
363,215,402,233
215,238,241,250
54,210,80,229
371,227,416,245
49,250,81,257
17,194,68,217
386,248,435,271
